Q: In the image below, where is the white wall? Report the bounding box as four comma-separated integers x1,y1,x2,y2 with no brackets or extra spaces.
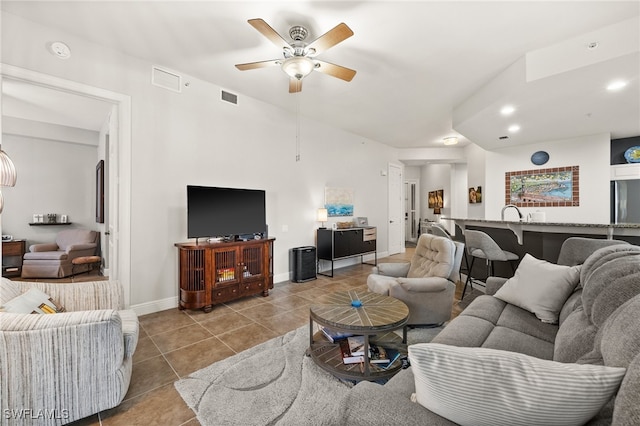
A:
2,130,99,245
484,133,611,223
1,11,399,311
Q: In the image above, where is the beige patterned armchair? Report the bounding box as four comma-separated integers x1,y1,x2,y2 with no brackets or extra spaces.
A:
0,278,138,425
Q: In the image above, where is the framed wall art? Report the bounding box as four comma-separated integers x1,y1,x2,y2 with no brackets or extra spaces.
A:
505,166,579,207
325,187,354,217
469,186,482,203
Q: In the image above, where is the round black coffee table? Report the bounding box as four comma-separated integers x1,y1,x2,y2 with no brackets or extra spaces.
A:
308,290,409,381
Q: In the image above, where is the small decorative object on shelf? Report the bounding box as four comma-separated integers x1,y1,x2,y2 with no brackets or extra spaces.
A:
624,146,640,163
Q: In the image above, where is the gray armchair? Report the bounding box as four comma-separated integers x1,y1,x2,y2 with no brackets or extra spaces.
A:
367,234,464,332
22,229,99,278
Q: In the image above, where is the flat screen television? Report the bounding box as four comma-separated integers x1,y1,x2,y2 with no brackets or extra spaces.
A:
187,185,266,239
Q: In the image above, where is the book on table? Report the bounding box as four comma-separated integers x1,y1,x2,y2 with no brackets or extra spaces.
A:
339,339,365,364
346,336,366,356
320,326,354,343
369,344,390,364
380,347,402,369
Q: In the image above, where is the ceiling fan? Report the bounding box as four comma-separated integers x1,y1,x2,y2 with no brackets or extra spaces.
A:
235,18,356,93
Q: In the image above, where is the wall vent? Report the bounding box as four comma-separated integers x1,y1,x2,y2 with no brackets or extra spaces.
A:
221,90,238,105
151,66,182,93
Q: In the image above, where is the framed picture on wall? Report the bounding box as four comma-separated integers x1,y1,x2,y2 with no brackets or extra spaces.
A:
469,186,482,203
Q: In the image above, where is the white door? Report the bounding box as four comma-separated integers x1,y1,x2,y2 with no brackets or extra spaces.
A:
388,163,403,255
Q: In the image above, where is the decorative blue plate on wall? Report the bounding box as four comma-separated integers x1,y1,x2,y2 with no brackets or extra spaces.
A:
624,146,640,163
531,151,549,165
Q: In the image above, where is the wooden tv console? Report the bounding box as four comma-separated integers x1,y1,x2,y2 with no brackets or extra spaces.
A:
175,238,275,312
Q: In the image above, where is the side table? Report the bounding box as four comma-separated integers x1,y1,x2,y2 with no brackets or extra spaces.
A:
308,290,408,381
2,239,26,278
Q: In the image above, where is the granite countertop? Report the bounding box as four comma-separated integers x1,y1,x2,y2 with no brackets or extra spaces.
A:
443,218,640,229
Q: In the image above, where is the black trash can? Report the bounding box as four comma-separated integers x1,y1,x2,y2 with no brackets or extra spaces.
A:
292,246,317,282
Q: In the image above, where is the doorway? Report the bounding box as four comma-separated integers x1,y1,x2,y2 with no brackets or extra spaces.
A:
1,64,132,305
388,163,404,256
404,179,419,246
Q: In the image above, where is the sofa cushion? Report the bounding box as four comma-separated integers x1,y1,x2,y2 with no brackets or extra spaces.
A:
494,253,581,324
408,343,626,426
554,307,598,363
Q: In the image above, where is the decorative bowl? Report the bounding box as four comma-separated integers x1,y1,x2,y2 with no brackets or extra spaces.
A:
336,221,354,229
624,146,640,163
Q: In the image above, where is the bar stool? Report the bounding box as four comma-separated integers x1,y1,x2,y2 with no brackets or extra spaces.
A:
429,223,470,278
462,230,519,299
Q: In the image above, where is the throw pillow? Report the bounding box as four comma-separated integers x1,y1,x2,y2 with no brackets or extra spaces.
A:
494,253,580,323
409,343,626,426
0,287,66,314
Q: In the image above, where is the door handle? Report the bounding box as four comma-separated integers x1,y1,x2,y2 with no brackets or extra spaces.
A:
105,231,111,235
390,220,394,223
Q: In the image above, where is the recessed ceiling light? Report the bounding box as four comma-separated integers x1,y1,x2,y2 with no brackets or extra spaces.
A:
48,41,71,59
508,124,520,133
443,136,458,146
607,80,627,91
500,105,515,116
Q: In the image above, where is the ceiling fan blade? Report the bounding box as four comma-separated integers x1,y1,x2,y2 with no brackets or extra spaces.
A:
306,23,354,55
314,60,357,82
248,18,292,51
289,78,302,93
235,59,281,71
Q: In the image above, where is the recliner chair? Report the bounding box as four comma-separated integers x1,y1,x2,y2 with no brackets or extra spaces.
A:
22,229,99,278
367,234,464,340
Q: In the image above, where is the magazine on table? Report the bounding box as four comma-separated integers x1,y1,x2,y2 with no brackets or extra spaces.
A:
346,336,366,356
369,344,390,364
320,326,354,343
380,348,402,369
339,339,365,364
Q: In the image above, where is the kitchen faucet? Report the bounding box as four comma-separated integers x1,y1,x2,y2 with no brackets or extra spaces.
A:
501,204,524,221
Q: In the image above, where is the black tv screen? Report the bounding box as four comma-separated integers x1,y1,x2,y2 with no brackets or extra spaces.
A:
187,186,266,239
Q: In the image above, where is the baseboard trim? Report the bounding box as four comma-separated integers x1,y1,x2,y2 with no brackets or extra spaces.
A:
131,252,389,315
130,296,178,316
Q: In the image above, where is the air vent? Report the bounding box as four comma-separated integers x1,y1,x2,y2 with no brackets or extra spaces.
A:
151,66,182,93
221,90,238,105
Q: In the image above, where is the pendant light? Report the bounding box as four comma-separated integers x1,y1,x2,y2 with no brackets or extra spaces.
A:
0,147,17,213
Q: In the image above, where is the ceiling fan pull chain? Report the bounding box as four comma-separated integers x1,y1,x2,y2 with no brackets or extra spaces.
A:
295,94,301,162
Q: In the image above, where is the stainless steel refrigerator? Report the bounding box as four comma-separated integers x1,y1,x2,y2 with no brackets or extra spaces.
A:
611,171,640,223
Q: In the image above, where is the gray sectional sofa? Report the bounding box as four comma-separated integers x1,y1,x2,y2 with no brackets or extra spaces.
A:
332,239,640,425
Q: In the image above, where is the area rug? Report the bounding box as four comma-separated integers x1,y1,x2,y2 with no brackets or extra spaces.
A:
175,324,442,426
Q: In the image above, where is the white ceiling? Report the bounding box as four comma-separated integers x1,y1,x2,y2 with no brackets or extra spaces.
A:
1,1,639,152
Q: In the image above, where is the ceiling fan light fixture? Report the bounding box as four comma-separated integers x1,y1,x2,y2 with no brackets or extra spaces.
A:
281,56,315,80
443,136,458,146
